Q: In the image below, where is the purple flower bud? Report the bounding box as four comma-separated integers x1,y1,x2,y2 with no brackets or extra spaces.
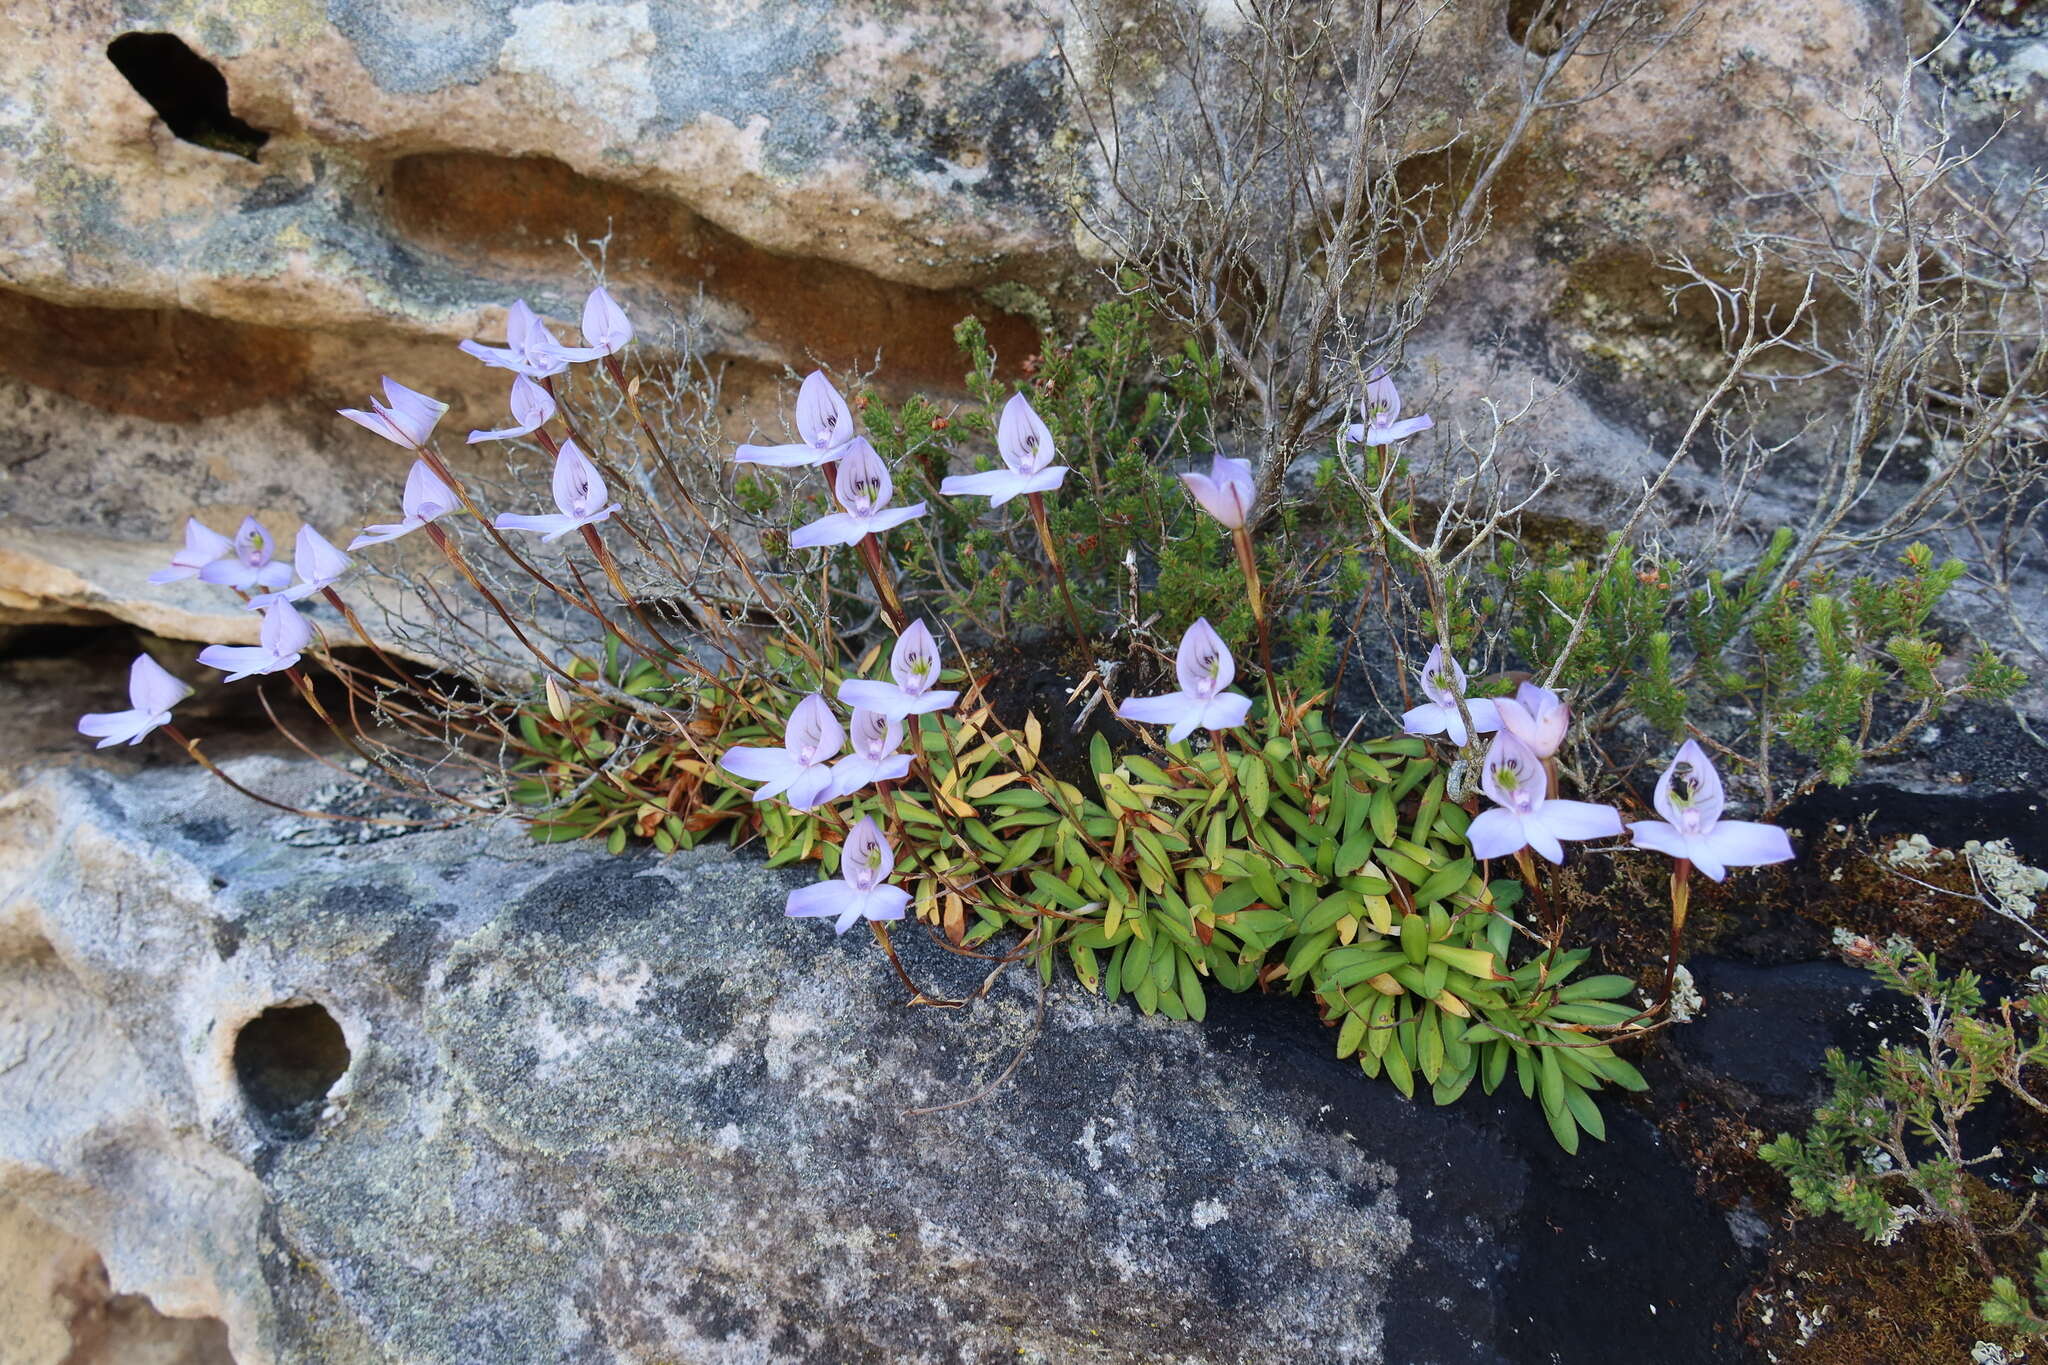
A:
1117,617,1254,742
339,376,449,449
785,815,912,933
1179,454,1256,530
1495,681,1568,758
1628,739,1794,881
77,654,191,748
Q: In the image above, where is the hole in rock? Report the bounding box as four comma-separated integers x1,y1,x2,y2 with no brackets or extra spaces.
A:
1504,0,1572,55
106,33,268,161
232,1002,349,1140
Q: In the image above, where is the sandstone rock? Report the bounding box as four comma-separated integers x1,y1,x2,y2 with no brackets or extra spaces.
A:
0,748,1754,1363
7,0,2028,657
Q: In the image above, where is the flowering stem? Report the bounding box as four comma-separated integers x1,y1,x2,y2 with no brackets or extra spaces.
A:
855,533,908,633
319,586,411,684
1210,728,1258,840
1025,491,1089,648
1511,846,1558,940
579,523,687,658
1657,859,1694,1013
1231,526,1275,693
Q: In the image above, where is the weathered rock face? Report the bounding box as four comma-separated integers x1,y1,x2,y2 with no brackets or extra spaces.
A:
10,0,2042,647
0,749,1757,1364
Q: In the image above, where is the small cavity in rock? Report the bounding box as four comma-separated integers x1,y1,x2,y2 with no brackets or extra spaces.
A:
106,33,268,160
232,1002,349,1139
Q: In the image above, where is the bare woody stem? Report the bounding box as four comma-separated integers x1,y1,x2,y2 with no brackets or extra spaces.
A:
1025,491,1089,648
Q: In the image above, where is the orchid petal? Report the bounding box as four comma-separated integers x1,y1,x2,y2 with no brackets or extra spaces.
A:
1699,820,1795,874
127,654,191,714
718,747,800,784
939,468,1034,507
1532,799,1624,843
1524,823,1567,865
1466,808,1527,860
1175,618,1236,698
788,512,866,549
493,512,581,540
783,764,839,812
403,460,460,523
580,286,633,355
1627,820,1693,865
795,371,855,452
786,880,853,921
997,393,1057,476
861,501,927,536
734,441,831,467
1198,692,1253,733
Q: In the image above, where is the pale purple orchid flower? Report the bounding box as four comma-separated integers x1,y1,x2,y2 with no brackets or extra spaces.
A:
77,654,191,748
198,600,315,682
338,376,449,449
351,460,461,549
831,708,914,799
147,517,234,585
198,517,296,592
247,525,353,608
717,692,845,811
939,392,1069,508
837,619,960,718
788,439,926,548
1629,739,1795,881
785,815,911,934
467,374,558,444
735,371,859,466
492,440,621,542
1179,453,1256,530
577,286,633,357
1401,645,1501,747
1343,370,1434,447
1495,681,1569,758
1118,618,1254,742
459,300,577,379
1466,732,1623,864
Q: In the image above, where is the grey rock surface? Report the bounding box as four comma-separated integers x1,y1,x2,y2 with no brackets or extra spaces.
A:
0,746,1755,1364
